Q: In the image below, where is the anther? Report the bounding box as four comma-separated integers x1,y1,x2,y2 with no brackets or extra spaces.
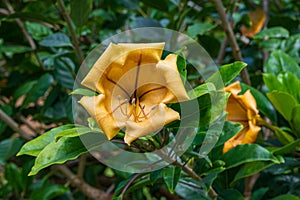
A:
117,95,122,100
151,105,157,110
131,98,136,104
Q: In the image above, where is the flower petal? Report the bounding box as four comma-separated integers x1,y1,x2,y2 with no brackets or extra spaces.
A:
124,103,180,145
224,81,242,95
156,54,190,103
79,95,124,140
81,43,165,94
222,120,261,153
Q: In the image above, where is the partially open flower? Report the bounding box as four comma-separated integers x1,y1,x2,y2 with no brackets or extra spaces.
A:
223,81,261,153
79,43,189,145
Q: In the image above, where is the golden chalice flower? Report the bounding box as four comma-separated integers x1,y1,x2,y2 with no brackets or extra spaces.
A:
223,81,261,153
79,43,189,145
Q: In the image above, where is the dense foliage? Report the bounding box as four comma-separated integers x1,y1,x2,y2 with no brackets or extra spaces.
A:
0,0,300,199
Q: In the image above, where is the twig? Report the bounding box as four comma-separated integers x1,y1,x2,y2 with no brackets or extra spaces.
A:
211,0,251,85
55,165,111,200
244,173,260,200
216,36,228,65
0,109,32,140
173,160,218,199
57,0,84,64
2,0,36,50
77,154,87,179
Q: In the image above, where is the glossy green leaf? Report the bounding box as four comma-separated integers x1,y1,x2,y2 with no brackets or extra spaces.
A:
273,127,295,145
291,105,300,136
271,194,300,200
263,74,285,94
220,62,247,85
254,27,289,39
187,22,217,38
163,166,181,193
29,184,69,200
221,144,280,169
17,124,75,157
231,161,277,186
21,73,54,109
189,82,216,99
116,0,139,9
281,33,300,63
55,126,93,140
270,139,300,155
29,136,87,175
70,0,93,27
267,91,297,121
70,88,98,96
241,83,278,122
0,138,23,165
265,50,300,79
207,62,247,88
175,181,209,200
176,52,187,83
258,38,282,51
39,33,72,47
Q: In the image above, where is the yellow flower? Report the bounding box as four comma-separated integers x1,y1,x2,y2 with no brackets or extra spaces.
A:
223,81,261,153
79,43,189,145
241,8,266,38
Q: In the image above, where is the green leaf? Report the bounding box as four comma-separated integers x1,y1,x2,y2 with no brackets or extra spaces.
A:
231,161,277,186
4,163,22,193
267,91,297,121
53,57,75,89
0,138,23,165
29,136,87,175
290,106,300,138
70,0,93,28
207,62,247,88
55,126,93,140
25,21,52,41
70,88,98,96
13,80,37,100
29,184,69,200
163,166,181,193
281,33,300,63
221,144,280,169
273,127,295,145
241,82,278,122
220,62,247,85
175,181,209,200
189,82,216,99
215,121,243,148
176,52,187,83
17,124,75,157
265,50,300,79
39,33,72,47
116,0,139,9
270,139,300,155
271,194,300,200
21,73,54,109
254,27,289,39
187,22,217,38
140,0,168,11
263,73,286,93
219,189,244,200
